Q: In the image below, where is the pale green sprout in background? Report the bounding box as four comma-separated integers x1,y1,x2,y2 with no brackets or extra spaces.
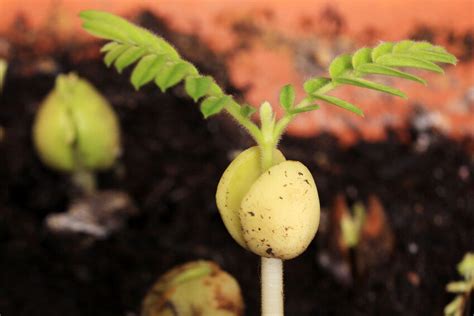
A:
33,73,121,194
341,202,366,248
444,252,474,316
79,10,457,316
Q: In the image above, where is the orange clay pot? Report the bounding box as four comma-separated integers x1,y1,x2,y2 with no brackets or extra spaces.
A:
1,0,473,144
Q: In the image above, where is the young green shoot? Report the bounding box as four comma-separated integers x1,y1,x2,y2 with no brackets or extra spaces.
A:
80,10,456,315
445,252,474,316
341,202,366,248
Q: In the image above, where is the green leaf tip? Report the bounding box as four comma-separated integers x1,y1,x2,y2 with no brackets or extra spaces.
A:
312,93,364,117
155,61,194,92
334,77,407,98
303,78,331,94
356,63,427,85
185,75,213,102
240,104,256,118
279,84,296,111
200,95,231,118
329,54,353,78
130,54,167,90
289,104,320,114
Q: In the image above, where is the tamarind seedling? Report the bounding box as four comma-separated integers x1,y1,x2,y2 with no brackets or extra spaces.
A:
80,10,457,315
33,73,121,173
142,261,244,316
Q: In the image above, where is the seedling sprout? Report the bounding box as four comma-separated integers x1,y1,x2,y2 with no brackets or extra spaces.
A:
80,10,456,315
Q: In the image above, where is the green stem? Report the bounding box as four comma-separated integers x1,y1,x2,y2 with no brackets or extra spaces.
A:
273,113,294,143
224,100,262,143
260,140,276,171
71,169,97,196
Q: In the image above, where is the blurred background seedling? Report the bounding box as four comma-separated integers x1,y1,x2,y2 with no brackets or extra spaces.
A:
33,73,137,239
318,194,394,286
444,253,474,316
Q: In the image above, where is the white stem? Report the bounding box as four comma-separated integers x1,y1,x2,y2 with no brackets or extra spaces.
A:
261,257,284,316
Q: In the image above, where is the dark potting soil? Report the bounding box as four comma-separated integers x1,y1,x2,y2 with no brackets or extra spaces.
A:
0,11,473,316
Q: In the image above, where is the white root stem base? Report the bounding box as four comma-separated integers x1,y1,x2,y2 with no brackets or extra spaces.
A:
261,257,284,316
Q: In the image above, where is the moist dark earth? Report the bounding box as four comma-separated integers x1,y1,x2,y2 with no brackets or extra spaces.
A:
1,12,473,316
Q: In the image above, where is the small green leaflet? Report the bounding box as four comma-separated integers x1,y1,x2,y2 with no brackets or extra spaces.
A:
207,81,224,97
131,54,167,90
115,46,147,73
240,104,256,118
104,44,128,67
334,77,406,98
444,296,463,316
311,93,364,116
356,63,427,85
185,75,213,102
82,19,130,43
279,84,295,111
303,78,331,94
404,51,457,64
376,54,444,73
329,54,353,78
289,104,320,114
155,61,195,92
200,95,231,118
392,40,413,53
371,42,394,61
446,281,470,293
352,47,372,67
100,42,119,53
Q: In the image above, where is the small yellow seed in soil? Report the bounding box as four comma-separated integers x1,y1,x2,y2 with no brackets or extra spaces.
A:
142,260,244,316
